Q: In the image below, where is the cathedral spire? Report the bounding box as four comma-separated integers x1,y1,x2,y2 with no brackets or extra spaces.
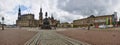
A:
40,8,42,12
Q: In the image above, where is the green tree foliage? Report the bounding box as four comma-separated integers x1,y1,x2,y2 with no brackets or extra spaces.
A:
118,18,120,25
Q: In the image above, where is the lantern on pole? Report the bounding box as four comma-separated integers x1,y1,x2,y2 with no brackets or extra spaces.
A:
2,17,4,30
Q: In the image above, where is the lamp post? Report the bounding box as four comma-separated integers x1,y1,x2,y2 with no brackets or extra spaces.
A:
88,20,90,30
2,17,4,30
28,16,31,27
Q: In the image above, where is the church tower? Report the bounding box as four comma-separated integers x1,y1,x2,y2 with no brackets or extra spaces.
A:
39,8,43,20
18,7,21,19
39,8,43,27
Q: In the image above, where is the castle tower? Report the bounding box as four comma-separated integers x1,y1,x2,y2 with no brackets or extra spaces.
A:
51,14,54,20
45,12,48,18
18,7,21,19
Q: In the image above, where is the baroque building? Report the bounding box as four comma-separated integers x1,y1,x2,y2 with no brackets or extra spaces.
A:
16,7,60,27
73,12,117,28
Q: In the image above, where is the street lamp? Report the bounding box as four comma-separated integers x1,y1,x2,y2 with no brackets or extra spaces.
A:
2,17,4,30
88,20,90,30
28,16,31,27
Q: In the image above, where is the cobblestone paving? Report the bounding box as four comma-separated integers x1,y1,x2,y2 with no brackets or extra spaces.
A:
25,30,89,45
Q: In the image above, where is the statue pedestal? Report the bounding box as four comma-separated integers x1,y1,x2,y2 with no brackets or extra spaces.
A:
41,18,51,29
41,25,51,29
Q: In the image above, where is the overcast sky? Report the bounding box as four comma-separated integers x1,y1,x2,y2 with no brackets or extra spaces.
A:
0,0,120,25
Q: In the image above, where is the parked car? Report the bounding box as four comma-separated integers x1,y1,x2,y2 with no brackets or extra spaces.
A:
99,25,107,29
107,25,113,28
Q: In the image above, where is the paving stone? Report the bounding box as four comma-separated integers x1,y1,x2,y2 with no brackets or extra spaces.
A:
24,30,90,45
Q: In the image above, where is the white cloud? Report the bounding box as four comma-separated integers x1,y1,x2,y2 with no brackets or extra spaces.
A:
57,0,120,21
0,0,120,25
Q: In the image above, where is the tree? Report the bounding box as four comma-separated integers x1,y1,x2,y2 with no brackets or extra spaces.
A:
118,18,120,25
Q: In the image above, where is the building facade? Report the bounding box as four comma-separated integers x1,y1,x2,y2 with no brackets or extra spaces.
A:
16,7,59,27
73,12,117,28
59,22,71,28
